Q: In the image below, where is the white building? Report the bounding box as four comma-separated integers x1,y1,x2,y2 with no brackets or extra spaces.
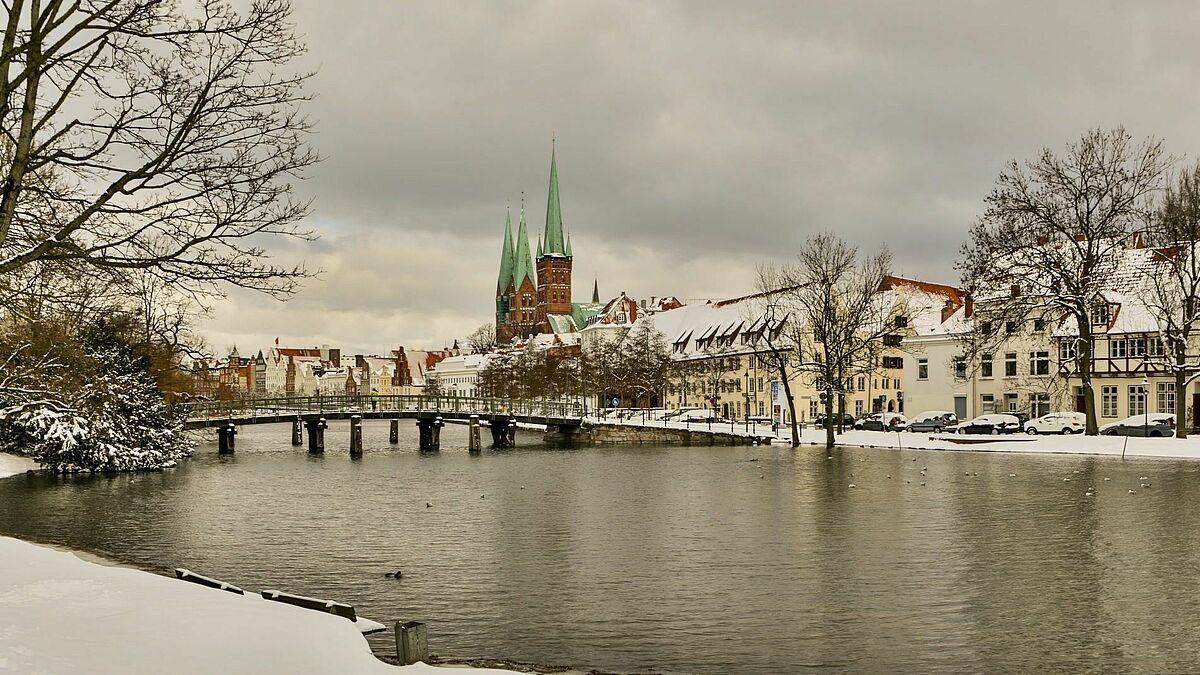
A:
429,354,490,397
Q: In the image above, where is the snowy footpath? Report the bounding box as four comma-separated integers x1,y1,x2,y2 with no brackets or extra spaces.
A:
783,428,1200,460
0,535,519,674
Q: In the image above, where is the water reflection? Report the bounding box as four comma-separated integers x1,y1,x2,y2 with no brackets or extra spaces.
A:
2,420,1200,674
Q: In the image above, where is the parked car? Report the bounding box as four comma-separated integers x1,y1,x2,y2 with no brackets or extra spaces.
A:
815,413,855,428
1024,412,1085,435
905,411,958,433
855,412,908,431
956,414,1021,434
1100,413,1176,437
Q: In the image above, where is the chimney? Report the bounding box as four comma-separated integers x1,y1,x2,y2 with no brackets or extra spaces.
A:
940,299,956,323
964,295,974,319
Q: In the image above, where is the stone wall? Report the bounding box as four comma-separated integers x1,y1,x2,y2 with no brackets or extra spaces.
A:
556,423,760,446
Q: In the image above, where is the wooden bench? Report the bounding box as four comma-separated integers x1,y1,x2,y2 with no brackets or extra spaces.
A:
260,589,357,622
174,568,244,595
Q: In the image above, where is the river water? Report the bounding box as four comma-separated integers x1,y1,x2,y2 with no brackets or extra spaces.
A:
2,421,1200,674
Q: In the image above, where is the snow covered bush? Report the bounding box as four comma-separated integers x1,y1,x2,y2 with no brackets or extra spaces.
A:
0,323,193,472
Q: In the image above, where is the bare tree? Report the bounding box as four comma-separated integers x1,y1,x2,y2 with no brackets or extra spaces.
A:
751,267,801,445
1144,162,1200,437
620,319,673,408
959,127,1168,434
777,233,901,449
0,0,316,296
466,322,497,355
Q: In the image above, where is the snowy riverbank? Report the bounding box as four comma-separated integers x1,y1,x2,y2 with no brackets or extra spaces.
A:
0,536,521,674
783,428,1200,459
0,452,37,479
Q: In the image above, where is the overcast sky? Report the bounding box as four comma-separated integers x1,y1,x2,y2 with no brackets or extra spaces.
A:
202,0,1200,356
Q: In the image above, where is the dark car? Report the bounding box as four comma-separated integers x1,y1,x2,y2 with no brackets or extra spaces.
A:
905,411,958,433
815,413,855,428
956,414,1021,435
1100,414,1175,437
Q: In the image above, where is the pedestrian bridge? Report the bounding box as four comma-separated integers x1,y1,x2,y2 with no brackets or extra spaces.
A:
180,395,773,451
181,395,583,451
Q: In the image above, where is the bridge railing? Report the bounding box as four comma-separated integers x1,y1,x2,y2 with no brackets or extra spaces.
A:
180,395,584,421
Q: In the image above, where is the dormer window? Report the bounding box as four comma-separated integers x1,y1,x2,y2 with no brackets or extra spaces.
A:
1091,303,1110,326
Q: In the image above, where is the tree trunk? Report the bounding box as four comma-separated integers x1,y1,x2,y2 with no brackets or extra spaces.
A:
824,390,835,449
779,368,800,447
1078,329,1099,435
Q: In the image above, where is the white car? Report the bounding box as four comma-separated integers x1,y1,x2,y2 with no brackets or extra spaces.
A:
1025,412,1086,435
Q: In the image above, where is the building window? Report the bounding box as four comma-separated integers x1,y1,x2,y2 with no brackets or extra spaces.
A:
1148,338,1165,357
855,399,864,415
857,376,865,391
1091,303,1110,326
1030,351,1050,376
883,334,902,347
917,359,928,381
980,354,993,378
1033,318,1046,332
982,394,995,414
1059,341,1077,364
1157,382,1176,414
882,377,891,390
809,399,818,418
1128,338,1146,357
1030,393,1050,417
981,321,992,337
1005,353,1017,377
1102,385,1119,417
954,357,966,380
1110,338,1126,358
1128,385,1147,417
1005,320,1016,334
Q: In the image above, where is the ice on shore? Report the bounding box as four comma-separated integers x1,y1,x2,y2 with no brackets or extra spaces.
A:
0,452,36,479
0,536,519,674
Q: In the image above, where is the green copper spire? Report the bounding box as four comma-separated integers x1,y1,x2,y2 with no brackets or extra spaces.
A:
565,232,572,257
592,278,599,303
537,234,543,258
513,203,536,291
496,208,515,294
543,138,567,256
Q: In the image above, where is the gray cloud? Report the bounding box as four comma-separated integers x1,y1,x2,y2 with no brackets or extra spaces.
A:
204,0,1200,355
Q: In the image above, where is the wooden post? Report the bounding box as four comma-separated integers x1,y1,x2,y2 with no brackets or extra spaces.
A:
468,415,481,453
394,621,428,665
350,415,363,458
291,418,303,446
389,419,399,444
217,423,237,454
306,418,327,454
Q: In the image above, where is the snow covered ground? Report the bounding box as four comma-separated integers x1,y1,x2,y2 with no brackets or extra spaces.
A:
0,536,520,674
782,428,1200,459
0,452,36,479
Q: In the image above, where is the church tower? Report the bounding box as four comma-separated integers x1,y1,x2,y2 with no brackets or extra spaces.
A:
504,200,538,339
535,139,573,329
495,208,515,329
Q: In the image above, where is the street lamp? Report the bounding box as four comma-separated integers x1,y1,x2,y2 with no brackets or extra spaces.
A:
1142,377,1150,436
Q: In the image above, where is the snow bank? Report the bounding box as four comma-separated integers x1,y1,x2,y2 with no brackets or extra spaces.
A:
0,536,519,674
784,428,1200,460
0,452,37,479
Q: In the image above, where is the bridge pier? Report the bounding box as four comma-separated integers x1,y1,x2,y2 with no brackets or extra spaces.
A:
468,415,481,453
389,419,399,444
217,423,237,454
490,416,516,449
350,415,363,458
417,416,443,451
291,418,303,446
305,418,327,454
543,423,581,448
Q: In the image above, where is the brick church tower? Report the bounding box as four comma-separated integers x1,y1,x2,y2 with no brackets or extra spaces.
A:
494,140,576,342
534,140,572,328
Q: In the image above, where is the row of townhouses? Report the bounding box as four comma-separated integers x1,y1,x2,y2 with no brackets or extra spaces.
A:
190,343,457,400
